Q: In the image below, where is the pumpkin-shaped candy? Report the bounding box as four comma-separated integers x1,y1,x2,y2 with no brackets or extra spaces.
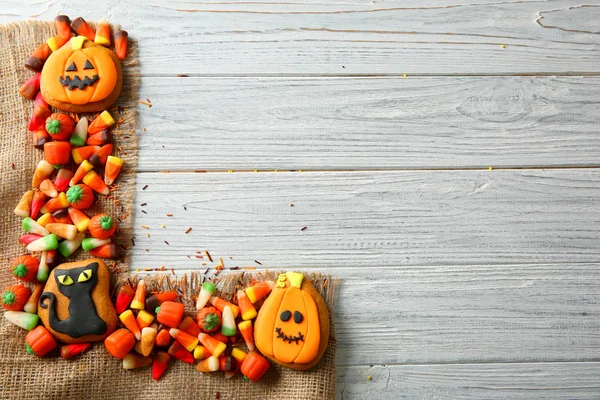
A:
40,36,122,113
254,272,329,370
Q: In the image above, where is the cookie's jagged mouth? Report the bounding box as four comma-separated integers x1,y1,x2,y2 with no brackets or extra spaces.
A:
275,327,305,344
59,75,99,90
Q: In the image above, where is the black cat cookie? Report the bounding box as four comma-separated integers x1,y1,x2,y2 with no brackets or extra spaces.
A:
38,259,117,343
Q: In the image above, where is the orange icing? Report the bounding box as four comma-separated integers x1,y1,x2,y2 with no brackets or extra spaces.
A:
41,37,117,106
254,272,320,364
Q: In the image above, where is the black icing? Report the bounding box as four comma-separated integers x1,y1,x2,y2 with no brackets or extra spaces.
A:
280,310,291,322
66,62,77,72
83,60,94,70
58,75,99,90
293,311,303,324
39,262,107,338
275,327,304,344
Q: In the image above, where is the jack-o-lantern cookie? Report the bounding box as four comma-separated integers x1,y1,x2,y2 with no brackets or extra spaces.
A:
40,36,122,113
254,272,329,370
38,258,117,343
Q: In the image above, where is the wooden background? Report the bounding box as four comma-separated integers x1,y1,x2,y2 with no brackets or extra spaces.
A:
3,0,600,398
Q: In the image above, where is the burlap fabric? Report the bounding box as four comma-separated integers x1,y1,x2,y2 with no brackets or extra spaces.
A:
0,21,337,399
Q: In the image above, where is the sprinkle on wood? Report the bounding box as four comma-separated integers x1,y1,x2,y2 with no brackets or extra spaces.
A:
204,250,213,262
185,227,192,234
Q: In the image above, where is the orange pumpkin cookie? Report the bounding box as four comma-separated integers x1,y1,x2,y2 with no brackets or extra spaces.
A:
254,272,329,370
38,258,117,344
40,36,122,113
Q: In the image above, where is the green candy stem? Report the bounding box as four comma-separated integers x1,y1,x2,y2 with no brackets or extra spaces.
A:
155,306,161,314
203,313,220,331
1,291,15,305
12,264,28,279
25,343,33,355
46,119,61,134
66,185,83,203
99,215,114,230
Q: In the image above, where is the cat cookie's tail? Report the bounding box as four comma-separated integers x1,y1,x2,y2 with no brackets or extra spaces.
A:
39,292,69,334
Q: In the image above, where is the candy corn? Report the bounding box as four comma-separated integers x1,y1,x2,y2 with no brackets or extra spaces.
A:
140,326,158,356
219,355,237,373
57,232,85,258
89,144,113,167
105,329,135,360
70,117,88,146
19,73,41,100
86,130,111,146
89,243,120,259
51,208,72,225
24,284,44,314
43,141,71,166
39,192,69,214
14,190,34,218
70,161,94,187
46,223,77,240
71,145,100,165
22,217,49,236
169,328,198,352
212,332,229,344
71,17,95,41
225,348,247,379
167,341,194,364
27,234,58,252
156,301,184,328
45,250,59,268
179,316,201,338
196,282,216,310
30,191,46,219
221,306,236,337
94,21,111,46
60,343,91,360
25,43,51,72
115,30,128,60
81,237,110,251
136,310,155,329
36,251,50,281
197,333,227,357
68,207,90,232
4,311,39,331
130,280,146,310
237,290,257,320
245,281,275,303
195,356,219,373
19,234,43,245
152,351,171,380
209,296,240,319
238,320,255,351
123,353,152,370
32,160,54,188
88,111,115,134
155,328,171,347
32,126,51,149
47,35,68,52
36,213,54,228
39,179,58,198
82,170,109,195
119,310,141,340
104,156,123,186
115,285,135,314
29,107,52,132
54,15,72,39
54,168,73,192
193,345,208,360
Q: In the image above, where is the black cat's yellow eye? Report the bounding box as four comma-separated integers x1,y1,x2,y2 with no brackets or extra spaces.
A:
78,269,93,283
57,275,74,285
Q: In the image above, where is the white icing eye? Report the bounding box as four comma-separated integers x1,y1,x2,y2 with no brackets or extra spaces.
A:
78,269,93,282
58,275,74,285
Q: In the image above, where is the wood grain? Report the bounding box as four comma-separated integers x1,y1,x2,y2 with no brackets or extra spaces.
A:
337,363,600,399
129,170,600,269
135,76,600,170
2,0,600,75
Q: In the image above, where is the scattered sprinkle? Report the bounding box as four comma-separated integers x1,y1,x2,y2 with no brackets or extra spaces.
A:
501,44,505,48
183,206,187,211
166,213,173,217
290,203,294,207
147,233,151,238
135,268,140,272
131,238,135,247
403,74,407,78
141,210,147,214
367,376,372,380
164,241,170,245
228,170,234,173
298,170,303,172
161,224,165,229
137,99,152,108
11,162,15,169
243,267,256,271
185,227,192,234
301,226,307,231
489,166,493,170
231,266,240,270
204,250,213,262
142,185,148,190
254,170,258,172
141,203,147,206
141,225,149,229
254,260,262,265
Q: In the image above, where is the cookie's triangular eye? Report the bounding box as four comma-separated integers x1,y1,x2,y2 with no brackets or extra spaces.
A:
66,62,77,72
78,269,93,282
83,60,94,70
57,275,74,285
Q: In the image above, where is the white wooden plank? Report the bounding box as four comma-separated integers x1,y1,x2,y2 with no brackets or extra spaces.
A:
2,0,600,75
129,170,600,269
167,264,600,364
337,363,600,399
135,76,600,170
